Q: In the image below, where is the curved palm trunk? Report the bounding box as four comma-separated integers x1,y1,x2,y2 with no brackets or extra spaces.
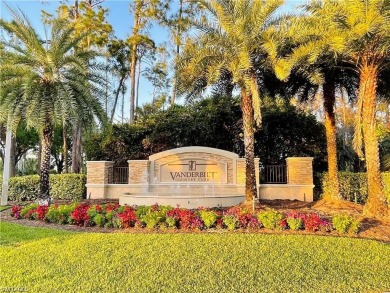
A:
323,76,340,201
241,89,257,202
39,123,53,201
359,64,388,217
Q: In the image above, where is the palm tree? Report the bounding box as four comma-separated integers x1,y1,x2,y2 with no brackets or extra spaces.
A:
279,30,358,202
0,9,106,202
177,0,284,203
304,0,390,216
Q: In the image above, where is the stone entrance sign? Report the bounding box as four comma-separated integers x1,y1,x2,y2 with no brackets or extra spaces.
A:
149,146,240,185
160,158,227,183
86,146,314,208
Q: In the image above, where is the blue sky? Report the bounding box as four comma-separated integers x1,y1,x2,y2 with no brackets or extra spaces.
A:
1,0,304,121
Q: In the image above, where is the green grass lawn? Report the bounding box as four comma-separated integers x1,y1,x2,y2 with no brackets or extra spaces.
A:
0,222,389,292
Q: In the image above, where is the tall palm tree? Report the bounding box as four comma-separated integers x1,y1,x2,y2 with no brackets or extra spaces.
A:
304,0,390,216
178,0,284,202
0,9,106,201
279,28,358,202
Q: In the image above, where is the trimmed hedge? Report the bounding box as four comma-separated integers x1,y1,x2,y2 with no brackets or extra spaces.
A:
5,174,86,201
318,172,390,204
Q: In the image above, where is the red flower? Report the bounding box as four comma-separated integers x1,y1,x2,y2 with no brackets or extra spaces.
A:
118,206,137,228
36,205,49,221
10,205,22,219
71,203,90,226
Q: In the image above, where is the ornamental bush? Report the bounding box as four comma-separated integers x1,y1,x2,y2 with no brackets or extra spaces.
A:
222,215,238,230
332,214,361,234
7,174,86,202
257,209,283,230
199,210,217,228
286,211,304,231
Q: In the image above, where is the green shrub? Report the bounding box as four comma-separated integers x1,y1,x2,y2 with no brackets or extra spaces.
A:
222,215,238,230
57,204,76,224
319,172,390,204
165,216,177,228
332,214,361,234
8,174,86,202
141,212,161,229
199,210,217,228
135,205,149,218
257,209,283,230
93,214,105,227
20,203,38,219
9,176,40,201
45,206,60,223
287,218,303,231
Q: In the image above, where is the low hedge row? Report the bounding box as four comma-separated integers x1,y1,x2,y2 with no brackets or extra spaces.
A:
10,203,361,234
317,172,390,204
3,174,86,201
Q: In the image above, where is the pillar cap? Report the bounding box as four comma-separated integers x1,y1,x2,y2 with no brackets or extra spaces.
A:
286,157,313,161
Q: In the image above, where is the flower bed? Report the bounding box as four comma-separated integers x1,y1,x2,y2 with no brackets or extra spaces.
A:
9,203,361,234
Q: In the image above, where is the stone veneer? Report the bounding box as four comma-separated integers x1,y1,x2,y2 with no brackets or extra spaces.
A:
128,160,150,184
86,161,113,184
286,157,313,185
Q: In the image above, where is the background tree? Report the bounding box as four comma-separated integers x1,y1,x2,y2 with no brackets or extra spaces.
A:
127,0,170,123
164,0,200,105
51,0,112,173
0,10,106,201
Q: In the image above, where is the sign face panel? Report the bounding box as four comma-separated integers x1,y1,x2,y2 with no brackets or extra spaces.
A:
160,159,227,183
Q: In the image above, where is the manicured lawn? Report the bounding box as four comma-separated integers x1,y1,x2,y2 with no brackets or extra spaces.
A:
0,222,389,292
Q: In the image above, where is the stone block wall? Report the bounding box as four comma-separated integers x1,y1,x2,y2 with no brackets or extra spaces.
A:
286,157,313,185
86,161,114,184
128,160,150,184
236,158,246,185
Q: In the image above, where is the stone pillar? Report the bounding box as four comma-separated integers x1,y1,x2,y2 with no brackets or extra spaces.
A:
237,158,260,198
286,157,313,185
286,157,314,201
236,158,246,185
86,161,114,199
128,160,150,184
255,158,260,198
255,158,260,185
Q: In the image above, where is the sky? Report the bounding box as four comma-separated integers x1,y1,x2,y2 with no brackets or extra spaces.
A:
0,0,304,122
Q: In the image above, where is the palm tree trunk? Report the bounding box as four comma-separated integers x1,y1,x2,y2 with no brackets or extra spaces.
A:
241,88,257,202
323,76,340,201
39,123,53,200
63,121,68,173
359,64,388,217
9,135,16,177
71,122,82,173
